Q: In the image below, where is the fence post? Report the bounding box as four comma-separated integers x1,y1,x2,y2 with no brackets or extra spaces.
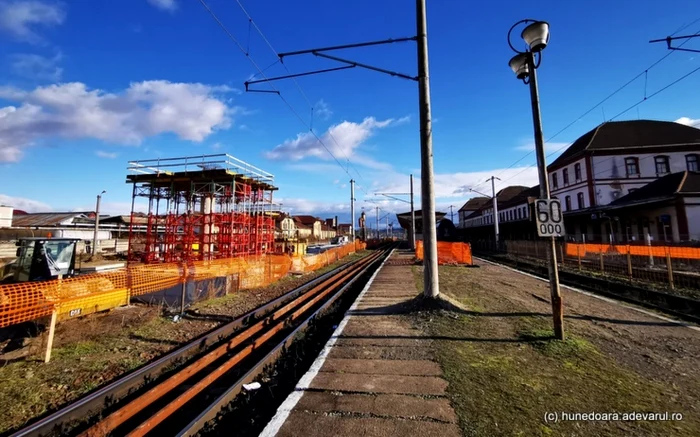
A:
599,252,604,274
577,245,582,271
666,252,674,290
626,245,633,281
559,242,565,267
44,274,62,363
180,264,188,315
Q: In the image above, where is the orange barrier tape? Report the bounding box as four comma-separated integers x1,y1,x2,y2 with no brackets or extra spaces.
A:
0,240,367,328
416,241,473,265
565,243,700,260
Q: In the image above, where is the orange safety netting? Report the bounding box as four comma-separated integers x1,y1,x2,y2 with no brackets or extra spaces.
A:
565,243,700,260
415,241,473,265
0,240,367,328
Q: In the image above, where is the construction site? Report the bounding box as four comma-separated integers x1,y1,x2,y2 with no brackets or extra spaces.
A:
126,154,279,264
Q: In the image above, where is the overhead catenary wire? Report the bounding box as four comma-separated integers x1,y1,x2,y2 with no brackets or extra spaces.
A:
234,0,370,187
468,24,700,195
197,0,375,201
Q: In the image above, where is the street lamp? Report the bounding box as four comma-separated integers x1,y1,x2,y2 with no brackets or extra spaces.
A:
507,19,564,340
92,190,106,257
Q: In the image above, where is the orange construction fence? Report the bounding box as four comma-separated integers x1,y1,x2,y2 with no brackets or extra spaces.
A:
0,240,366,329
565,243,700,260
415,241,473,265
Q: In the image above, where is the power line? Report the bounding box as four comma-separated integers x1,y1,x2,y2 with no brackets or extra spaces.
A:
197,0,371,199
471,25,700,194
488,27,700,192
234,0,370,188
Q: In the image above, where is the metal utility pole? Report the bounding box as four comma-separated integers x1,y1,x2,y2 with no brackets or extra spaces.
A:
386,215,390,239
350,179,355,242
92,190,106,257
410,174,416,250
527,53,564,340
417,0,439,298
489,176,501,247
448,205,455,223
376,206,380,239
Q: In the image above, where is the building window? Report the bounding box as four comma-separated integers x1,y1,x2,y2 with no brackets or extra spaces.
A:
687,154,699,172
577,192,584,209
654,155,670,175
565,196,572,211
574,163,582,181
563,169,569,186
625,157,640,177
517,208,522,219
552,172,558,189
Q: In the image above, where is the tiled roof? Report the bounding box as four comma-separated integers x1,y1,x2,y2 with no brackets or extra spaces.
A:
458,197,490,212
610,171,700,207
550,120,700,169
293,215,319,226
10,212,91,227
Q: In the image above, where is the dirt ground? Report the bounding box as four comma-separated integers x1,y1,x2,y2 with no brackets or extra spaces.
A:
411,260,700,437
0,251,368,434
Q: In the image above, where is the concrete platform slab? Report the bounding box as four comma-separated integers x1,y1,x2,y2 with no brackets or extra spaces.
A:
295,392,458,423
321,358,442,376
260,250,461,437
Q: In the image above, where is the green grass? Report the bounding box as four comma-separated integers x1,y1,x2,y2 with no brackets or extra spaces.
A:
412,266,698,437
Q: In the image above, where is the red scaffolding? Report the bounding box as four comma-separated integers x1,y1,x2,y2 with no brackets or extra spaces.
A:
126,154,279,264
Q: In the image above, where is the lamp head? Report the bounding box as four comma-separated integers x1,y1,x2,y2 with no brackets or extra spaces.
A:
521,21,550,52
509,53,530,80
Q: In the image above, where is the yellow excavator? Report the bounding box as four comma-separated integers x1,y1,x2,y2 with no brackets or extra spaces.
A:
1,238,80,284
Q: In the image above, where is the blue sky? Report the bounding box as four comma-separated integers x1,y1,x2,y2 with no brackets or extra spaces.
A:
0,0,699,225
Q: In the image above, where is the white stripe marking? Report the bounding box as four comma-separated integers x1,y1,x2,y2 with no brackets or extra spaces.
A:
259,249,395,437
475,256,700,332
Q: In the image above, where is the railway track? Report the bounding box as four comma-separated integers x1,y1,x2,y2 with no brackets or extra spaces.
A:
12,247,392,437
474,253,700,324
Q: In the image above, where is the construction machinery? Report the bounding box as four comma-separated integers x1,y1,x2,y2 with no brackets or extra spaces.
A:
1,238,79,283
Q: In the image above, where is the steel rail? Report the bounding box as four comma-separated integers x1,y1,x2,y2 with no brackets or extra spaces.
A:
130,248,388,436
11,254,367,437
78,251,383,436
177,246,393,436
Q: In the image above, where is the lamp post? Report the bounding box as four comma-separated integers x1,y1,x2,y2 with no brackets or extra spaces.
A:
507,19,564,340
92,190,106,257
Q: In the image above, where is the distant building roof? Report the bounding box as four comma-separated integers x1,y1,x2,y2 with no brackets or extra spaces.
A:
10,212,92,228
395,210,446,232
459,197,490,212
609,171,700,208
550,120,700,169
293,215,320,226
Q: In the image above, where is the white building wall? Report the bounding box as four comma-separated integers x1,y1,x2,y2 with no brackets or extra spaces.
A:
590,152,694,206
0,206,12,228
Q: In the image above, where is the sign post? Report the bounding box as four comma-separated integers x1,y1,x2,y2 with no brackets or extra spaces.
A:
535,199,565,238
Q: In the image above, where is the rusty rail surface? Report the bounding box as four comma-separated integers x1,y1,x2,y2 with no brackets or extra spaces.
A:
12,247,388,437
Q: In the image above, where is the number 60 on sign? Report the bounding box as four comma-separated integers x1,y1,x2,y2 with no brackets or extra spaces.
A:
535,199,566,237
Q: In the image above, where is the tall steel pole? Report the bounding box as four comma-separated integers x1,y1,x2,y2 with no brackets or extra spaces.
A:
92,191,105,257
376,206,380,239
528,53,564,340
410,174,416,250
490,176,500,247
350,179,355,242
417,0,439,298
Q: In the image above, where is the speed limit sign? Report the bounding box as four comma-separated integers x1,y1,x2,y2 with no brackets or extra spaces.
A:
535,199,566,237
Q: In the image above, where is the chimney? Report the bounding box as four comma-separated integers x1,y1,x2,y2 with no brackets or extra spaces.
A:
334,215,338,228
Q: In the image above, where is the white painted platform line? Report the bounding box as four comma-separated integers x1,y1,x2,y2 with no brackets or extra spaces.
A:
259,249,395,437
474,256,700,333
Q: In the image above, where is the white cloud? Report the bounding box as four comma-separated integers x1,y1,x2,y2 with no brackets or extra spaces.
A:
95,150,117,159
314,99,332,121
514,141,570,155
211,142,222,150
10,52,63,81
147,0,177,11
278,197,349,215
0,1,65,43
265,116,402,163
0,193,52,212
675,117,700,127
0,80,239,162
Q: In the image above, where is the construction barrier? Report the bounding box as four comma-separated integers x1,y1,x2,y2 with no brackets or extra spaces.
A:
0,240,366,329
415,241,473,265
565,243,700,260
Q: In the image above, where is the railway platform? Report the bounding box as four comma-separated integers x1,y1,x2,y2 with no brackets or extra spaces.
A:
261,249,461,437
